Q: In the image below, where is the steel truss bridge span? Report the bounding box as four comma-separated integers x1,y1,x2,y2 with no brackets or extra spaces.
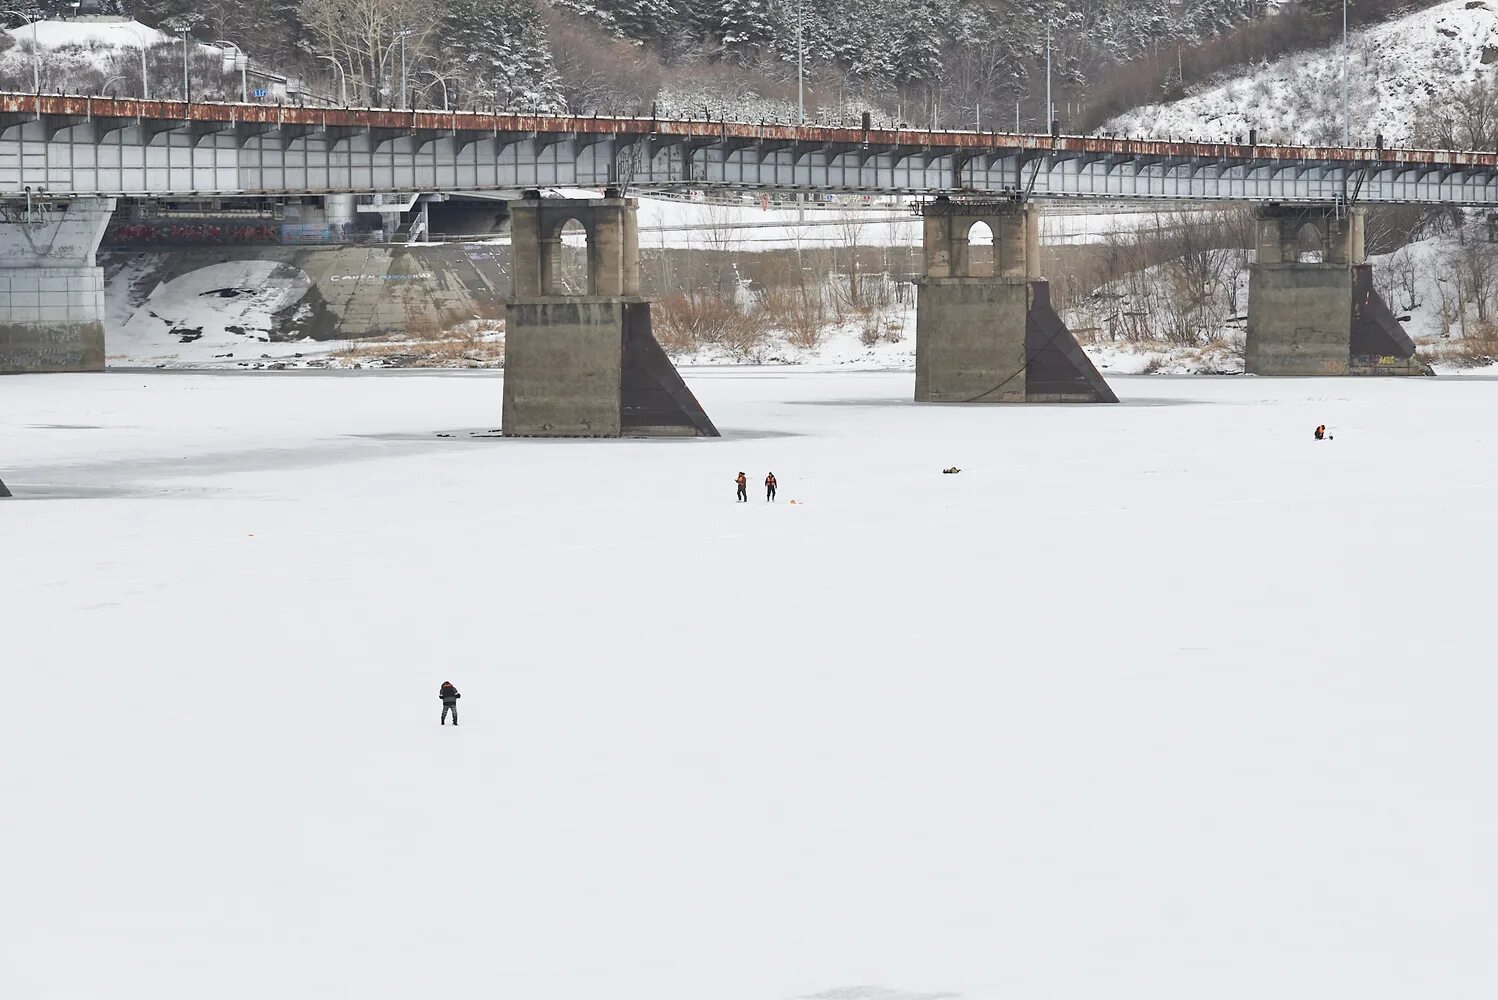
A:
3,94,1498,206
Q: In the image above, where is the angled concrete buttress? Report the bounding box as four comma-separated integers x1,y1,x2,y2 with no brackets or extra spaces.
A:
0,197,116,373
1245,205,1431,376
0,476,10,497
915,198,1116,403
501,191,718,438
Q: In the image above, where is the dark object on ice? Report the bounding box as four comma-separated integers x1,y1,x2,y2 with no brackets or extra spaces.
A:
0,476,10,497
1314,425,1326,440
440,681,461,726
943,467,962,475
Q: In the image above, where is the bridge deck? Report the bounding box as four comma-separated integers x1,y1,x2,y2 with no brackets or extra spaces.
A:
2,93,1495,205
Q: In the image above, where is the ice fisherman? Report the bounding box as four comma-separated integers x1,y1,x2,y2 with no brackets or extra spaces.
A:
439,681,461,726
1315,424,1327,441
735,472,748,503
765,472,778,502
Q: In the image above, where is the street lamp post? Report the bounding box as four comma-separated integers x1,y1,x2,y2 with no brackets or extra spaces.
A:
214,40,248,102
100,74,124,97
319,54,347,107
3,9,40,96
420,70,448,111
125,25,149,100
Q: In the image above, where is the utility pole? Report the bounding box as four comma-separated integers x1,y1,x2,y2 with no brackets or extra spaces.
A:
1348,0,1360,145
796,0,804,124
796,0,805,227
181,27,190,103
1045,17,1053,131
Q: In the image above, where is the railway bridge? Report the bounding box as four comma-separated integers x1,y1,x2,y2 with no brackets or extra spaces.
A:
2,94,1480,431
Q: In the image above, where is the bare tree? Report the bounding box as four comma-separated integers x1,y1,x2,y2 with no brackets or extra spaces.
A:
299,0,437,105
1415,77,1498,151
834,201,868,308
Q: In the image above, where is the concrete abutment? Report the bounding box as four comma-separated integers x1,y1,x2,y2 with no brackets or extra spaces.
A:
0,197,114,374
915,200,1116,404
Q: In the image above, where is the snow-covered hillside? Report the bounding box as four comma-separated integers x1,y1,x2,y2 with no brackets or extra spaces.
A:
3,18,167,48
1109,0,1498,146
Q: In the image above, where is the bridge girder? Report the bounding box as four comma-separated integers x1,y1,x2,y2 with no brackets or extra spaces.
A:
1,93,1498,205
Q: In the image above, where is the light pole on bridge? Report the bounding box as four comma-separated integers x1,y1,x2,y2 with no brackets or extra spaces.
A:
176,26,192,103
125,24,149,100
213,40,249,103
420,69,449,112
396,28,414,110
318,54,347,107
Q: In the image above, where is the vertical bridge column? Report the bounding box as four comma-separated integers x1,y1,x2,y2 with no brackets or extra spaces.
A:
1246,205,1429,376
501,191,718,438
0,197,115,374
914,198,1116,404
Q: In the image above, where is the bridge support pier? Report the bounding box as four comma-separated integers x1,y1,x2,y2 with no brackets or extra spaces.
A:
0,197,115,374
915,199,1115,403
502,192,717,437
1246,205,1429,376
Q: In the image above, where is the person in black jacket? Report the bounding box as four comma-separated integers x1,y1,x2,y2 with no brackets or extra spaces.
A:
439,681,461,726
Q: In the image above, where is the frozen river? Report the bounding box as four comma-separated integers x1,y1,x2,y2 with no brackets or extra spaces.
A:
3,369,1495,1000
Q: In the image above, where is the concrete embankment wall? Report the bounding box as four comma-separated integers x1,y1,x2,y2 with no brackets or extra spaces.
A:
100,242,512,346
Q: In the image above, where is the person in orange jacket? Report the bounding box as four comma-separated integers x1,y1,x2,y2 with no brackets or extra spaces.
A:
735,471,748,502
765,472,778,502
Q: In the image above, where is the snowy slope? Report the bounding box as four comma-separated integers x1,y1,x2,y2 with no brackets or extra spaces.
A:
3,19,168,48
4,369,1498,999
1108,0,1498,146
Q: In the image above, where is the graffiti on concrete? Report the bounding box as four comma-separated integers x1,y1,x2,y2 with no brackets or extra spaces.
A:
108,221,282,245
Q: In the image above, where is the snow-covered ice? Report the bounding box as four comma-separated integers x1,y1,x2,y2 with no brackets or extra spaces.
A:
3,369,1497,999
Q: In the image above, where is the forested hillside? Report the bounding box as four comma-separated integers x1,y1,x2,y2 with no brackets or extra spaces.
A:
1,1,1443,128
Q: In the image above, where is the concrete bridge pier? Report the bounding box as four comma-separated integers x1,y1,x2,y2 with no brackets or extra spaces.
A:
0,197,115,374
502,191,717,437
915,198,1116,404
1246,205,1429,376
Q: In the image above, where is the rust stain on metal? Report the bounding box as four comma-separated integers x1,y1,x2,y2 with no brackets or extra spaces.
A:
1,92,1495,172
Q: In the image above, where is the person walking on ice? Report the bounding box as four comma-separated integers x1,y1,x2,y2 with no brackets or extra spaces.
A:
439,681,461,726
765,472,778,502
735,472,748,503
